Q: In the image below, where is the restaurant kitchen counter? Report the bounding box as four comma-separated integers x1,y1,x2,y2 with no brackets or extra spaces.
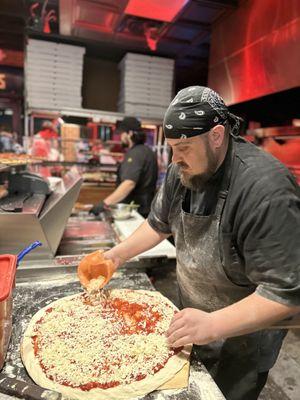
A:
113,210,176,260
1,268,225,400
15,208,176,284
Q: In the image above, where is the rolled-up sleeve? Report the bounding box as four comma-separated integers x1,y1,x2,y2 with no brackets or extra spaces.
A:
147,166,173,234
242,195,300,306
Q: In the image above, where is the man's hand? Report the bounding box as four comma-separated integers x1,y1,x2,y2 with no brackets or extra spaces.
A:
77,250,116,288
103,248,127,270
166,308,216,348
166,295,300,348
89,201,106,216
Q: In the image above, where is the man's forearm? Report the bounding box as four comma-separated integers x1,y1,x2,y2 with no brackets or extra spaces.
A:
106,220,169,264
211,293,300,340
104,180,136,205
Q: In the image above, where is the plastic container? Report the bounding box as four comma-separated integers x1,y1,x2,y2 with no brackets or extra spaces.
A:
0,254,17,370
0,242,41,370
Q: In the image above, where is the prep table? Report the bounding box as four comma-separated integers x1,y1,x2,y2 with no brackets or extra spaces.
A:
113,210,176,261
1,267,225,400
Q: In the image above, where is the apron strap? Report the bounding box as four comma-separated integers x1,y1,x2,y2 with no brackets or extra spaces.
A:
215,190,227,218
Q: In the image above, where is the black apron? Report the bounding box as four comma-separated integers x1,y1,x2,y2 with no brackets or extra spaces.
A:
170,138,286,400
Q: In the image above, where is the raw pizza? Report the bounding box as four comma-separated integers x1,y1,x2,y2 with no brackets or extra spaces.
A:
21,289,190,399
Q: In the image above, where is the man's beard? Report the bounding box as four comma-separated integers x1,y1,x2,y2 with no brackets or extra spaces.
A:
178,142,218,191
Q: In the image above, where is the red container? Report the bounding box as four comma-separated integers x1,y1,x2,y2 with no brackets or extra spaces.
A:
0,254,17,370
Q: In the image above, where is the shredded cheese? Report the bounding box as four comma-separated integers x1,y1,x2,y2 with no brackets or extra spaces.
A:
31,290,176,389
86,276,106,293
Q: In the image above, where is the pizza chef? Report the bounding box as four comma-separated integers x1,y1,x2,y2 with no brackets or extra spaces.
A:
82,86,300,400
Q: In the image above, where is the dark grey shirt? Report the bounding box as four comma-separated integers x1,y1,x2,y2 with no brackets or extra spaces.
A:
148,136,300,306
117,144,158,215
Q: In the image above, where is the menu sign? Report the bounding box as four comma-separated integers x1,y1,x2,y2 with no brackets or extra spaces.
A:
0,73,6,90
0,69,23,94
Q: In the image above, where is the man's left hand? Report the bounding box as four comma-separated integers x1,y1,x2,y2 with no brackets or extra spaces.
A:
89,200,106,216
166,308,217,347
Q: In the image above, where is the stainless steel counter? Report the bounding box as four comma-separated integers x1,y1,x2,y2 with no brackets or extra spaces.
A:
1,268,225,400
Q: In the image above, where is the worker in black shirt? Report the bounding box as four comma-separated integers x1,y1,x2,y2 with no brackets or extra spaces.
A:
99,86,300,400
90,117,158,218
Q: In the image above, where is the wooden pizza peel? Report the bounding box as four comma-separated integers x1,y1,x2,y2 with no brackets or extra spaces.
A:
159,362,190,390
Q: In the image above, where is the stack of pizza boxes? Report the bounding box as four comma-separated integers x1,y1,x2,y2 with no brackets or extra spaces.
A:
118,53,175,119
60,123,81,162
25,39,85,110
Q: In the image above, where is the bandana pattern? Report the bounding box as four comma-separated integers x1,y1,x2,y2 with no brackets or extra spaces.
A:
163,86,241,139
200,87,228,120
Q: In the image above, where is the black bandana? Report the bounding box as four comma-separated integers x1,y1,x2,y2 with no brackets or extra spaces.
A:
163,86,242,138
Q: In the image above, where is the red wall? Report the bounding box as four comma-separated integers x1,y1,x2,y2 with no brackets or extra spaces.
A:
0,49,24,68
208,0,300,105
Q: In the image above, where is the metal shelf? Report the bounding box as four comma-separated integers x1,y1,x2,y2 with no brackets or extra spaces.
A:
247,125,300,138
0,163,28,173
26,106,163,126
0,164,10,173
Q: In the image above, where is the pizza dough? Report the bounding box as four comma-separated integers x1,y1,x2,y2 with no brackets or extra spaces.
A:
21,289,191,400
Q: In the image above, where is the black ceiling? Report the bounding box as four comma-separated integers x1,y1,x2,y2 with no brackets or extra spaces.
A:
0,0,238,88
1,0,299,126
0,0,26,51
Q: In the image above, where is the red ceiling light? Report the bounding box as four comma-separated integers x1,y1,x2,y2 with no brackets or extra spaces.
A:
125,0,189,22
144,26,159,51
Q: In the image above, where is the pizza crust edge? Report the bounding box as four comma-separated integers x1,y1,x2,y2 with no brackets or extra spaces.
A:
21,290,191,400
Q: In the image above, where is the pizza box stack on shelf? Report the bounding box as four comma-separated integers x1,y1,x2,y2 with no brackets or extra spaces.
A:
25,39,85,110
118,53,174,120
61,124,80,162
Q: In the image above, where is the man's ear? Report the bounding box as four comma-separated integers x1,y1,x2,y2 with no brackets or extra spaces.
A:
210,125,225,149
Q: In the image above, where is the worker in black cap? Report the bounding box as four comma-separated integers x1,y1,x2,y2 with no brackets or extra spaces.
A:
99,86,300,399
90,116,158,218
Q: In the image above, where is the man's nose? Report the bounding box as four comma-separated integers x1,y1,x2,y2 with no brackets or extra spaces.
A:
172,149,181,164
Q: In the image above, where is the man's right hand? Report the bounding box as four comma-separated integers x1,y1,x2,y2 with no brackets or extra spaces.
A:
103,248,127,270
77,250,117,289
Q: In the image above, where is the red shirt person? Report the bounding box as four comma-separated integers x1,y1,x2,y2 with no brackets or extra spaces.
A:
37,120,58,140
